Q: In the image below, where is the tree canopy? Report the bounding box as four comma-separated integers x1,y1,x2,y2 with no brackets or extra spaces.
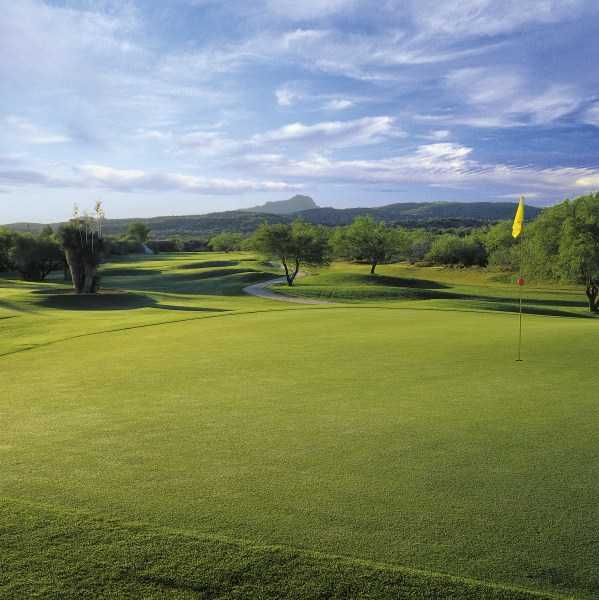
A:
332,216,403,274
252,221,329,285
126,222,151,244
9,233,63,280
208,232,243,253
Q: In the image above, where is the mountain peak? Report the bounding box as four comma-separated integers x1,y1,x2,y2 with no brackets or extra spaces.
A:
241,195,318,215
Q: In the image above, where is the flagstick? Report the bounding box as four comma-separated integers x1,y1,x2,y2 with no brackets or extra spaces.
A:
516,232,523,362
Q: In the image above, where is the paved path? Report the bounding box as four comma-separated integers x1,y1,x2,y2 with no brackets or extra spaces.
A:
243,277,332,305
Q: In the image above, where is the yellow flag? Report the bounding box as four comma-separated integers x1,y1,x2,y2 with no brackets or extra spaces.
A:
512,196,524,238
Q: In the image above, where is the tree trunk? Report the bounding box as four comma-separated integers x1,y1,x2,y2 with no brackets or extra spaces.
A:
83,262,99,293
64,250,98,293
281,258,300,286
281,258,292,286
370,260,377,274
65,249,85,293
63,259,71,282
288,259,300,286
585,282,599,312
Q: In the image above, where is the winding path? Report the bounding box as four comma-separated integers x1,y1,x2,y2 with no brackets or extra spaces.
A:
243,277,332,305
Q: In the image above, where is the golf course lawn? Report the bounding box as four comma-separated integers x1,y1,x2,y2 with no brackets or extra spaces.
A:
2,253,598,599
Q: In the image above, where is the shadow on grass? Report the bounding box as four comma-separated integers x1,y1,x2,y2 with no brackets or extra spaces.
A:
168,268,256,281
37,292,157,311
467,301,592,319
35,290,230,313
369,274,449,289
306,272,449,289
154,304,229,313
0,298,39,313
287,283,592,318
100,268,161,277
177,260,239,269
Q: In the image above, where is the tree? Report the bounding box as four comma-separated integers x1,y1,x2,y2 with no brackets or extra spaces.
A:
332,216,400,274
208,232,243,253
58,204,105,294
404,229,434,263
521,193,599,312
126,222,151,244
9,233,63,280
484,221,517,269
427,234,487,267
39,224,54,238
252,220,329,286
0,228,14,272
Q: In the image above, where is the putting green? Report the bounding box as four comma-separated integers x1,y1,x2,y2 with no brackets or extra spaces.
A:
3,304,599,598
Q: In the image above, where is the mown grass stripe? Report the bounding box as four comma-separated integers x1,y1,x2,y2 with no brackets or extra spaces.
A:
2,497,573,600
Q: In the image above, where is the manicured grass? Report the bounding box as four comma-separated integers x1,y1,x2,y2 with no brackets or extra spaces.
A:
2,500,562,599
275,262,592,318
1,253,597,598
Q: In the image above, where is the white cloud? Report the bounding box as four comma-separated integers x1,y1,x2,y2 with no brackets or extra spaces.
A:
240,142,599,192
252,116,403,147
77,165,300,193
445,68,581,126
411,0,588,37
582,102,599,126
4,116,71,144
574,174,599,187
323,99,353,110
427,129,451,140
0,164,299,195
274,82,306,106
176,131,243,156
266,0,356,20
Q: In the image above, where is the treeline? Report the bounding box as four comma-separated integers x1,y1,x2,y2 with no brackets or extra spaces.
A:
3,193,599,310
247,193,599,311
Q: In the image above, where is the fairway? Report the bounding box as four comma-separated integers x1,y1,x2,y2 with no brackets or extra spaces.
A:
1,254,598,598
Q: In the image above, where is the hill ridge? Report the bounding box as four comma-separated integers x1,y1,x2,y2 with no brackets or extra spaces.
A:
3,200,543,237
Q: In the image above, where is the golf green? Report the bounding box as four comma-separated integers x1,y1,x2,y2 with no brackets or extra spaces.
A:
3,297,598,598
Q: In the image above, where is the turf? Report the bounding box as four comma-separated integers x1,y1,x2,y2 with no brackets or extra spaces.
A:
1,253,597,599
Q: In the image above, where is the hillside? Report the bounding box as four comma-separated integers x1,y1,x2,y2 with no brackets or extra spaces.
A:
4,201,542,238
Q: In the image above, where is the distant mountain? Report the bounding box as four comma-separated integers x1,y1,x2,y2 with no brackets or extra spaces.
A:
295,201,543,226
4,201,542,238
241,195,318,215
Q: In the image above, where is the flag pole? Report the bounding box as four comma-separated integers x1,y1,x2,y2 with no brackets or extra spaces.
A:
517,232,523,362
512,195,525,362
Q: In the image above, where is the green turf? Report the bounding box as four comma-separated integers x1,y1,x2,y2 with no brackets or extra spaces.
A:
1,253,596,599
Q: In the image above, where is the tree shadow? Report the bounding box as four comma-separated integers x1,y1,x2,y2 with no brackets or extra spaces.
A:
100,268,161,276
466,301,592,319
36,292,157,311
168,268,255,282
177,260,239,269
372,275,449,289
154,304,229,313
450,291,588,308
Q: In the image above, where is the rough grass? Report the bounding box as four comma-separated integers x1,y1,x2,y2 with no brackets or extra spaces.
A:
1,252,597,599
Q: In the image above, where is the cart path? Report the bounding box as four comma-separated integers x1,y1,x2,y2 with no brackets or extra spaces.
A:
243,277,332,305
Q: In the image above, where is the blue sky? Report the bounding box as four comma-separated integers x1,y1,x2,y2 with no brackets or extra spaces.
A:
2,0,599,222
